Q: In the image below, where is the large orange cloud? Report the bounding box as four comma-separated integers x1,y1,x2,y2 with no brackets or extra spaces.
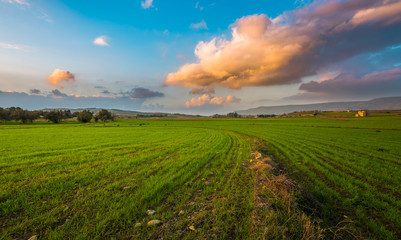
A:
165,0,401,89
185,94,240,107
46,69,75,88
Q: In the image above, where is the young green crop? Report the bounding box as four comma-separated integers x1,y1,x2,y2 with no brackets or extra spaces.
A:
1,116,400,239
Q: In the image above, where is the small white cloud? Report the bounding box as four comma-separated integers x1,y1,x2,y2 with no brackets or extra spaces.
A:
141,0,153,9
93,36,110,46
190,20,208,30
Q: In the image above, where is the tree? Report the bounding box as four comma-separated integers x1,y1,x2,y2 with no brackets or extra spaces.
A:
44,110,64,123
25,110,39,123
77,110,93,123
96,109,114,123
0,107,9,122
9,107,23,121
226,112,239,118
64,110,73,119
0,107,40,123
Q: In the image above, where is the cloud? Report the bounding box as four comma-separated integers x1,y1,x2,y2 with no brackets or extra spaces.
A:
285,68,401,101
190,20,208,30
0,90,149,110
0,42,22,50
165,0,401,89
316,72,341,83
51,89,68,98
30,89,40,94
115,80,125,84
141,0,153,9
0,42,32,51
185,94,239,107
122,87,164,99
300,68,401,93
101,90,111,94
189,87,215,95
349,1,401,27
46,69,75,88
6,0,30,6
195,1,204,11
93,36,110,46
176,55,187,60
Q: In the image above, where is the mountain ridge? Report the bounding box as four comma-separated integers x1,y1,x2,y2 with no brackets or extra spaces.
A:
237,96,401,115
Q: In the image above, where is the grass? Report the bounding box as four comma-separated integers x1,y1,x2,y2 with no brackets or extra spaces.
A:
1,116,400,239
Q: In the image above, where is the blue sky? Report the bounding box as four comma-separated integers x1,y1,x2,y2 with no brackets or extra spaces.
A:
1,0,401,114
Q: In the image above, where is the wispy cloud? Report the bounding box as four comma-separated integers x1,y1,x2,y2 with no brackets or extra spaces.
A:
195,1,204,11
163,29,170,36
5,0,53,22
185,94,239,107
5,0,30,6
176,55,186,60
37,9,52,23
0,42,24,50
190,20,208,30
46,69,75,88
0,42,34,52
93,36,110,46
141,0,153,9
166,1,401,89
189,87,215,95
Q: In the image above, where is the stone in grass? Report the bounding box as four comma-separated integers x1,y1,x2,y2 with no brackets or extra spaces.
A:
189,225,196,231
28,236,38,240
146,209,156,215
134,222,142,227
147,220,162,226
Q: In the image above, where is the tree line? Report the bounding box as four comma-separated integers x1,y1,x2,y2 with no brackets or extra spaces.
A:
0,107,114,124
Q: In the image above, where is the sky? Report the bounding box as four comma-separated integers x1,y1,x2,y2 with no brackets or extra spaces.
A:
1,0,401,115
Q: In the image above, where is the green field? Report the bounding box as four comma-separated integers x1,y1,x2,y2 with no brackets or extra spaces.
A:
1,116,401,239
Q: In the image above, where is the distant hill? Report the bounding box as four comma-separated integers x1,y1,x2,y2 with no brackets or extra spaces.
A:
237,96,401,115
41,108,142,115
41,108,201,118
